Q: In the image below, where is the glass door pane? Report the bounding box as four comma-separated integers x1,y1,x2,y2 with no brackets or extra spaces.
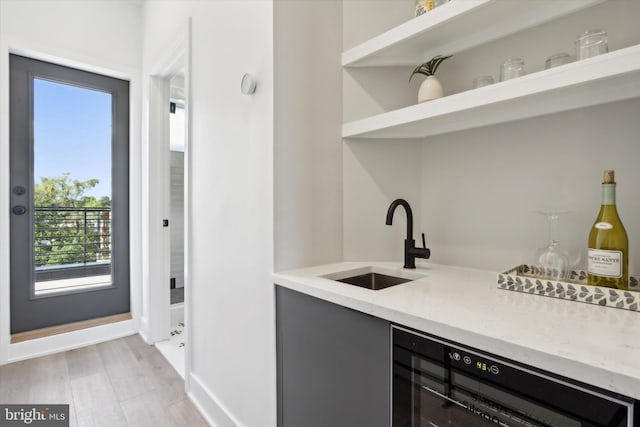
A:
33,78,113,295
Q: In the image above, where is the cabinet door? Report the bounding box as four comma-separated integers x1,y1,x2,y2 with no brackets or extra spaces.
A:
276,286,390,427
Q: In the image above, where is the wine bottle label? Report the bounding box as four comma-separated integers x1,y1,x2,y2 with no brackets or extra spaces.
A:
594,222,613,230
588,249,623,278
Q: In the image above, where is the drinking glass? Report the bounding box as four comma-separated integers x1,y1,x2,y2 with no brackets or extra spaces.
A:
534,211,570,280
472,75,494,89
545,53,573,69
575,29,608,60
500,58,526,81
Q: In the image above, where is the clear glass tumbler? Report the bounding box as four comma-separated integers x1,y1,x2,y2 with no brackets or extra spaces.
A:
545,53,573,69
472,75,495,89
575,29,608,60
500,58,525,81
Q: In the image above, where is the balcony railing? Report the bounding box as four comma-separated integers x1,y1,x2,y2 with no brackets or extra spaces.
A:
34,207,111,268
32,207,112,294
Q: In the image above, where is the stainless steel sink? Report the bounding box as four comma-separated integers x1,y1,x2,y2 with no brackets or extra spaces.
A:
322,266,424,291
336,272,412,290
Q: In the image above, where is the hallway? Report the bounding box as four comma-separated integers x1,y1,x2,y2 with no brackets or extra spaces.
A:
0,335,206,426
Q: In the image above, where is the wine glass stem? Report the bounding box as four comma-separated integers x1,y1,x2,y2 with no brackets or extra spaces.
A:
548,214,557,245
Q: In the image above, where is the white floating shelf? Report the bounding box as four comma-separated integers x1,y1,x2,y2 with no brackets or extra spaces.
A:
342,0,604,67
342,45,640,139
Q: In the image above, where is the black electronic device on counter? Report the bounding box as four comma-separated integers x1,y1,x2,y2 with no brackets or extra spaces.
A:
392,325,638,427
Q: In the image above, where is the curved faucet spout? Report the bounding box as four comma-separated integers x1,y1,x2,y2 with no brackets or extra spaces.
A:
385,198,413,241
385,198,429,269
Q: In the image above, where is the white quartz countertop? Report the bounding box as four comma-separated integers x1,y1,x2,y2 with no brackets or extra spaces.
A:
273,261,640,400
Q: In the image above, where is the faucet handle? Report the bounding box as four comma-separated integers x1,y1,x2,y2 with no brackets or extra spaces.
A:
420,232,431,260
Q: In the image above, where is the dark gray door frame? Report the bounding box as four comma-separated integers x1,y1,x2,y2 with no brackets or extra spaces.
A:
9,54,130,334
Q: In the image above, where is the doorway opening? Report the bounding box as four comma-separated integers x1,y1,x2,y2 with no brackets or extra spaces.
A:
144,20,191,382
156,74,187,378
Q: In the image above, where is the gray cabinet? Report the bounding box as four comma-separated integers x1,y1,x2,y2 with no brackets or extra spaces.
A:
276,286,390,427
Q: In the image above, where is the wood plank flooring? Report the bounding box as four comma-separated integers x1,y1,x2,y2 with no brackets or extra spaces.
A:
0,334,208,427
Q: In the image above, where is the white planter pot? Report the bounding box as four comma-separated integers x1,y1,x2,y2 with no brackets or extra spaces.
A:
418,76,443,103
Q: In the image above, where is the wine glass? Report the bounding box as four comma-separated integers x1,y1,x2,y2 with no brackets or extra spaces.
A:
534,211,570,280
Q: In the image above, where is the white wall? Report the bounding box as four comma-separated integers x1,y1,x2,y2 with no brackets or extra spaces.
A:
0,0,142,69
421,98,640,272
274,0,343,271
343,0,640,274
343,0,424,263
142,2,275,426
343,139,423,262
0,0,142,363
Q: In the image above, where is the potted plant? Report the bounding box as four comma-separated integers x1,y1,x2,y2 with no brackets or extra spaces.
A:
410,54,452,103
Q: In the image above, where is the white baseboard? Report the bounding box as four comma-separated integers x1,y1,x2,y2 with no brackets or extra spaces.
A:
139,315,151,344
7,319,136,363
188,372,240,427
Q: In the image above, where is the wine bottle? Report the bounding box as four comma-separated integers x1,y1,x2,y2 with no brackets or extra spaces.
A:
414,0,435,16
587,170,628,290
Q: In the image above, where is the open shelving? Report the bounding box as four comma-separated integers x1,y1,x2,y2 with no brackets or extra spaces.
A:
342,45,640,139
342,0,604,67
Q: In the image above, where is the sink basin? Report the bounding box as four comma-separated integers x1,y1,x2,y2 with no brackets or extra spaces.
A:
322,266,424,291
336,272,411,290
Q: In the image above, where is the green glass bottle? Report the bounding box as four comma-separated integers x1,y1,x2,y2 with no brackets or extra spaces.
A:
587,170,628,290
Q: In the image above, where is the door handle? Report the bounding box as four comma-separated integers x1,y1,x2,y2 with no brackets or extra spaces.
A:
12,206,27,215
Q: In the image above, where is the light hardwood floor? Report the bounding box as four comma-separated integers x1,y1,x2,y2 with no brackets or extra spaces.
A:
0,334,208,427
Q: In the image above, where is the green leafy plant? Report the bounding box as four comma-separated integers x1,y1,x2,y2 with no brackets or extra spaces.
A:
409,54,453,82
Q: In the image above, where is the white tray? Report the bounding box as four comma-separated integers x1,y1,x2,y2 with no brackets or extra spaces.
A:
498,264,640,312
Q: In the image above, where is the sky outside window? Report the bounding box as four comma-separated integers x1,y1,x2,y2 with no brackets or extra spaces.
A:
33,78,112,200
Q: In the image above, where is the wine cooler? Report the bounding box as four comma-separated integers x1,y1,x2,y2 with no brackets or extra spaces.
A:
392,325,637,427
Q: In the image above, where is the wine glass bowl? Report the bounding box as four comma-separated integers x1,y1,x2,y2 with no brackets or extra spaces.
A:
535,242,569,280
533,211,570,281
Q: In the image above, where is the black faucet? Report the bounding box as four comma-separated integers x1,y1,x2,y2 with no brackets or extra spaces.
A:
385,198,430,269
